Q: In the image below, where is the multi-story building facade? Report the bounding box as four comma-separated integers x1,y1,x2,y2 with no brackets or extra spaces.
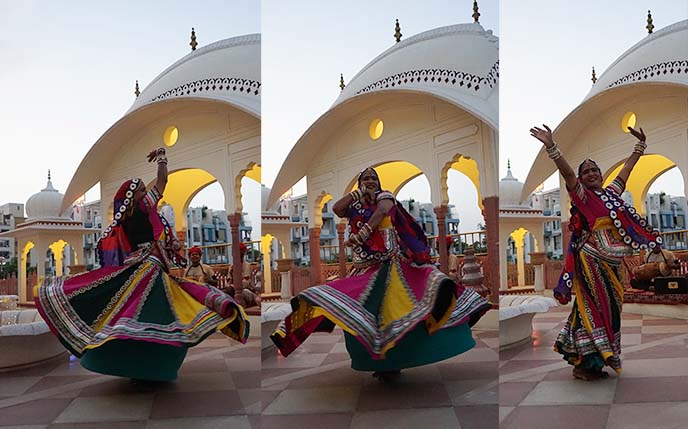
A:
0,203,25,264
645,192,687,233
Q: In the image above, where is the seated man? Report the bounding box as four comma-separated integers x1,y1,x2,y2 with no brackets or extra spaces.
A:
184,247,218,287
630,247,680,291
446,236,460,283
234,243,261,307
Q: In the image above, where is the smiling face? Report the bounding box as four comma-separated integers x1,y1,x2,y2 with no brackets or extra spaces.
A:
189,252,201,266
358,170,380,192
578,160,603,190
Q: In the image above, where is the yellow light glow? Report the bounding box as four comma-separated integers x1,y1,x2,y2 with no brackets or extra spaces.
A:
155,169,217,227
369,119,384,140
164,126,179,147
348,161,422,195
621,112,636,133
603,154,676,216
450,157,483,211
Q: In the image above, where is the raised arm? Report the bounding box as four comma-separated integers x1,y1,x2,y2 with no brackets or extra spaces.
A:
333,188,361,217
614,127,647,187
147,147,168,194
530,124,578,191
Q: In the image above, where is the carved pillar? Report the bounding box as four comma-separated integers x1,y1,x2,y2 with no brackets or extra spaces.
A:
483,196,500,305
530,252,546,293
228,213,245,306
561,221,570,256
276,258,294,299
19,241,30,304
516,240,525,287
309,227,322,285
336,222,347,278
434,205,448,274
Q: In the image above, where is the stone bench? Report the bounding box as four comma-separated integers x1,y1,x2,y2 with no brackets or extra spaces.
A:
261,301,292,357
0,309,66,371
499,295,558,350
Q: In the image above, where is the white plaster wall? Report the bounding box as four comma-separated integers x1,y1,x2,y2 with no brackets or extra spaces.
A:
304,96,496,227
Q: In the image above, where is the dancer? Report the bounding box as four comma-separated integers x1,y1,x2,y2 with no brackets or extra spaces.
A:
271,167,490,380
36,147,249,382
530,124,661,380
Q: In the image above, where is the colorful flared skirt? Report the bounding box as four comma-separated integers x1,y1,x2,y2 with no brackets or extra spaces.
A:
36,255,249,381
554,249,623,373
271,256,490,370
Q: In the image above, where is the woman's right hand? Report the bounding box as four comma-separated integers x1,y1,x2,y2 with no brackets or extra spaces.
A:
147,147,165,162
361,184,375,203
530,124,555,147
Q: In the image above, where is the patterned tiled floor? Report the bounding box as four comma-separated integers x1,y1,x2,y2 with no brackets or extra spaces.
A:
500,304,688,429
0,334,261,428
261,327,499,429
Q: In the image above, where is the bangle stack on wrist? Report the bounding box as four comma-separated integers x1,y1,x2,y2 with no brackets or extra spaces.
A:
633,140,647,155
350,189,363,201
156,154,168,165
546,143,562,160
358,223,372,241
350,223,373,246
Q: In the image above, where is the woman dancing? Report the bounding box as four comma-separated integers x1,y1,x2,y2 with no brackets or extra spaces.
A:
271,167,490,380
530,124,661,381
36,147,249,382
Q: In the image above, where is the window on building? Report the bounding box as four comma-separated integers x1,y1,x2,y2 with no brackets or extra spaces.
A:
677,216,685,229
193,228,201,242
651,214,658,228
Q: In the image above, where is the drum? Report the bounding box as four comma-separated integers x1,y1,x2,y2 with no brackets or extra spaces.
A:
632,262,662,281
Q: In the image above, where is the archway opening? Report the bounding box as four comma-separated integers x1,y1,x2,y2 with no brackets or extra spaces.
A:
603,154,682,217
507,227,537,288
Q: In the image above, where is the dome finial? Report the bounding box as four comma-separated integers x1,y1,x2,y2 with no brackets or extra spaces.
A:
394,19,402,43
339,73,345,91
591,67,597,84
472,1,481,23
507,159,511,170
48,169,51,182
190,27,198,51
134,80,140,97
646,10,654,34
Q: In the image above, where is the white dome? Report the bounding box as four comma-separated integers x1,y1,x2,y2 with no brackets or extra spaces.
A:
335,23,499,129
26,176,66,220
499,164,524,207
522,19,688,200
128,34,261,117
585,20,688,101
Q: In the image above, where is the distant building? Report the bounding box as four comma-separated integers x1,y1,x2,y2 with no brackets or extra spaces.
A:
645,192,687,232
0,203,25,263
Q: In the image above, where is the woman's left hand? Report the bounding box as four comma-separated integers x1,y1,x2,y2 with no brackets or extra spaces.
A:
628,126,646,142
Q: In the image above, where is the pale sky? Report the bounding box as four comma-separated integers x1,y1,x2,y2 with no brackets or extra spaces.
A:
7,2,679,239
0,1,261,237
262,0,499,232
501,0,688,198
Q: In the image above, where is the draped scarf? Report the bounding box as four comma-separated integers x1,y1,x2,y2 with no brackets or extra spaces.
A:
349,190,431,266
554,183,662,304
97,178,186,268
